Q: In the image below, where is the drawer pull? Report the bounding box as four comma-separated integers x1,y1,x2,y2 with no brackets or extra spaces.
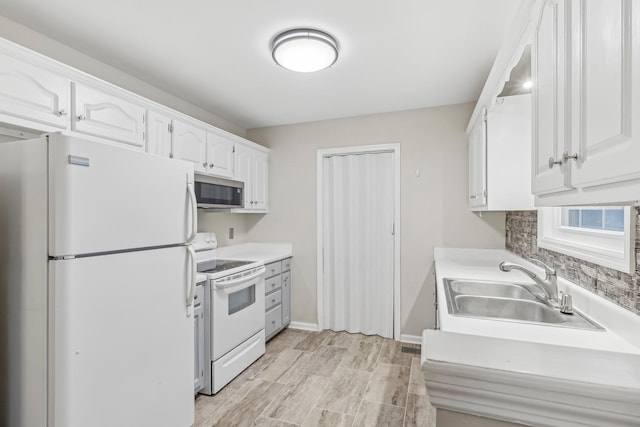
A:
271,298,276,303
271,320,276,325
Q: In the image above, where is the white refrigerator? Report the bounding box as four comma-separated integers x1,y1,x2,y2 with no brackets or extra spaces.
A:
0,134,197,427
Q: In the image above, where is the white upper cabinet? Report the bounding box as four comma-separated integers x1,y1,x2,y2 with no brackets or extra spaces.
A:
532,0,569,195
0,53,69,129
172,120,207,174
146,110,173,158
206,133,234,178
72,83,145,148
233,142,269,212
532,0,640,205
568,0,640,189
468,111,487,209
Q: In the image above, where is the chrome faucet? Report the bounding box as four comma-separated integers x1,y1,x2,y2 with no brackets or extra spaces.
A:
499,259,559,303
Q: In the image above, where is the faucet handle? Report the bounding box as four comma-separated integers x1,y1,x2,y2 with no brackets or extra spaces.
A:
528,258,556,277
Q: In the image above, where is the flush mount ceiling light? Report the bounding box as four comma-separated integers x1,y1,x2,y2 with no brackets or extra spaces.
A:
272,28,339,73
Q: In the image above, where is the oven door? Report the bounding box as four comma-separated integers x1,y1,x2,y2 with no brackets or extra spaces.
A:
210,268,265,360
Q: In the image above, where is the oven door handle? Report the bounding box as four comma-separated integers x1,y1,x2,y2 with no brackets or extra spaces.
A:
213,266,266,289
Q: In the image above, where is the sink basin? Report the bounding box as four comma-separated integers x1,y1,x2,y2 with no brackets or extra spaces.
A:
442,278,603,330
447,279,538,301
454,295,565,323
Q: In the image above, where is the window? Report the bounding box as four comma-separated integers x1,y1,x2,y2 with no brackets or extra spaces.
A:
538,206,635,274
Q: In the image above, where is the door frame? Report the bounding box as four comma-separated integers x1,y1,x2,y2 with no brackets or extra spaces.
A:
316,143,401,340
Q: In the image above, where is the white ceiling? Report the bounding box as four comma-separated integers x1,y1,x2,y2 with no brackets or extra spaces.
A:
0,0,521,129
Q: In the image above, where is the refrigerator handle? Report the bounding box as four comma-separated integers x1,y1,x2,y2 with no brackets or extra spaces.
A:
186,245,197,315
186,179,197,243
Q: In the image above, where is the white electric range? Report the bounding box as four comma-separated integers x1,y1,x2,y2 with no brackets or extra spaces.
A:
193,233,266,395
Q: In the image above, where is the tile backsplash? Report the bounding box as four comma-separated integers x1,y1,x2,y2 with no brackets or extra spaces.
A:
505,209,640,315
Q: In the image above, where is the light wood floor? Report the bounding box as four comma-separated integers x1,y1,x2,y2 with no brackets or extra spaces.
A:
194,328,436,427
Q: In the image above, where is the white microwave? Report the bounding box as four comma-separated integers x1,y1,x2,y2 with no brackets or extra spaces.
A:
194,174,244,209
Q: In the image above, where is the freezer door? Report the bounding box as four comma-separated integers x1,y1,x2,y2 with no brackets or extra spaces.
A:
48,134,196,257
49,247,194,427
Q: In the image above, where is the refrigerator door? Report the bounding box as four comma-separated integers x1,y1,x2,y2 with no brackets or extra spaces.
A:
49,246,194,427
48,134,196,257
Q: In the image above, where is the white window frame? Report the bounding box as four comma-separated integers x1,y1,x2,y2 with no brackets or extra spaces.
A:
537,207,635,274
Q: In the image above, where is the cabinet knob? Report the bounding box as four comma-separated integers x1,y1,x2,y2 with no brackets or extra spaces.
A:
548,157,563,169
272,299,276,303
55,109,68,117
562,151,579,162
469,195,477,200
209,163,214,168
271,320,276,325
76,115,86,121
202,162,207,167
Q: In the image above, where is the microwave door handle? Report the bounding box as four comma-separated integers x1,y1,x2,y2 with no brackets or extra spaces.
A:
186,178,197,243
213,266,266,289
186,245,197,314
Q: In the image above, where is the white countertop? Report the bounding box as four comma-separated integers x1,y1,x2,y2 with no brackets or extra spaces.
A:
215,243,292,264
422,248,640,425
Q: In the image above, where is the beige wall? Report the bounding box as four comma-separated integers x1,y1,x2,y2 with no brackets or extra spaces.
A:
197,212,255,247
0,15,246,137
246,103,505,337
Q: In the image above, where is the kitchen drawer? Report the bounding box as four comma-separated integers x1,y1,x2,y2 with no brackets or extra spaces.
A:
265,305,282,338
265,289,282,312
265,275,282,294
282,258,291,272
265,261,281,278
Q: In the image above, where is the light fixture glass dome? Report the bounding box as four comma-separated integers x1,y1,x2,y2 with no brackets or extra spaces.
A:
272,29,338,73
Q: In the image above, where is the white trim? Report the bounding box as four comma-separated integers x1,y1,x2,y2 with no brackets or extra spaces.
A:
287,322,318,332
538,207,635,274
400,334,422,345
316,143,401,340
424,359,640,427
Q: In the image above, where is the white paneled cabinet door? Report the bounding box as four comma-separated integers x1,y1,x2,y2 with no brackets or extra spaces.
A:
146,110,173,157
468,113,487,209
206,133,234,178
234,143,253,209
531,0,570,195
252,151,269,210
568,0,640,189
172,120,207,174
0,54,69,128
72,83,145,148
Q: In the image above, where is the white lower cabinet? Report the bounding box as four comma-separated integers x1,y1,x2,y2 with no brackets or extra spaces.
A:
234,142,269,212
264,257,292,341
0,53,70,129
72,83,145,148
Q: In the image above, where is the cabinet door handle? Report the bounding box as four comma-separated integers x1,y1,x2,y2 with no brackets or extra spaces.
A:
202,162,207,167
548,157,563,169
55,109,68,117
209,163,214,168
563,151,579,162
76,115,86,121
469,195,477,200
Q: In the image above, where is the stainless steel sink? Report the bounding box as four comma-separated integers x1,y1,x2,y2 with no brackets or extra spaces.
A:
454,295,565,323
447,279,539,301
442,278,603,330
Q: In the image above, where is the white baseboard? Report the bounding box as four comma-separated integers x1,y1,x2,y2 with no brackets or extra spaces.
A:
399,334,422,345
288,321,319,332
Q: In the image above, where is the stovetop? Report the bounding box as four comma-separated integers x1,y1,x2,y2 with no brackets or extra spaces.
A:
198,259,255,274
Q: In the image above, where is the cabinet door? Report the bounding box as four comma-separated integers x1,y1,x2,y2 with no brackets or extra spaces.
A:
468,114,487,208
0,54,69,129
146,110,172,158
234,143,253,209
172,120,207,174
72,83,145,148
252,151,269,210
206,133,234,178
531,0,570,194
282,270,291,326
568,0,640,189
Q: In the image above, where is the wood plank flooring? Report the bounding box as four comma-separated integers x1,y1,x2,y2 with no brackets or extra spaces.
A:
194,329,436,427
